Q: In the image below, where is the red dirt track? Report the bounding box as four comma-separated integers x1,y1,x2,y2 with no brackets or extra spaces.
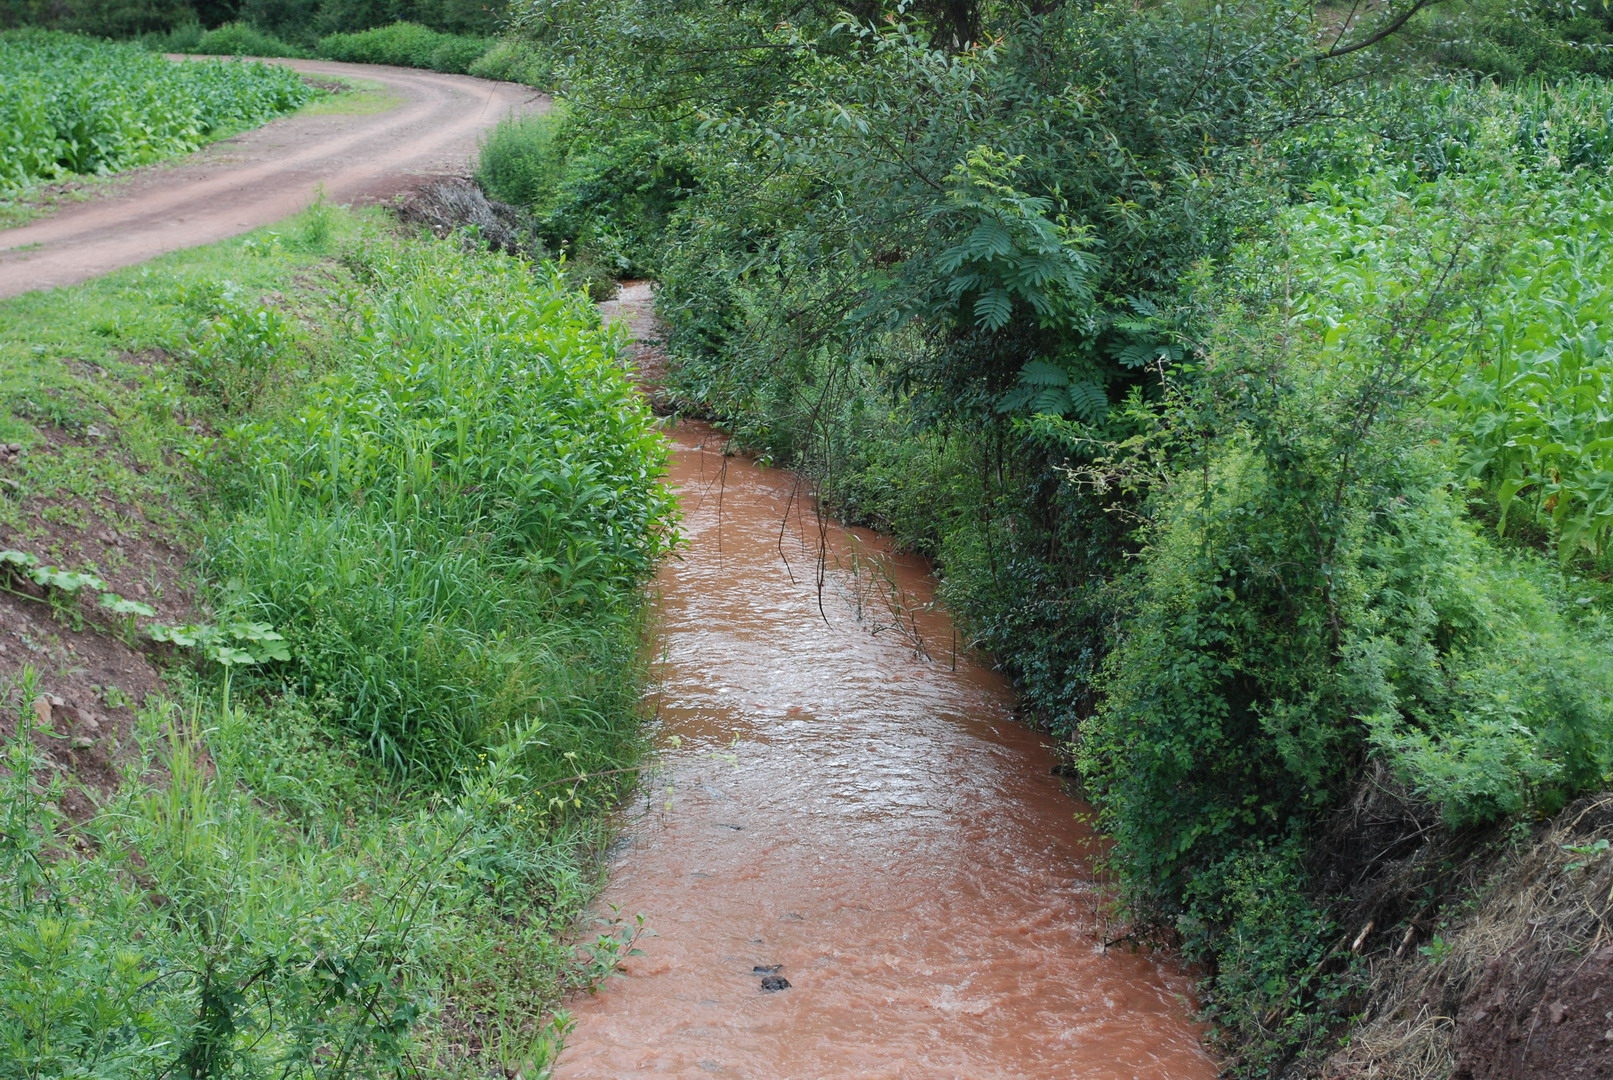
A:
0,58,547,298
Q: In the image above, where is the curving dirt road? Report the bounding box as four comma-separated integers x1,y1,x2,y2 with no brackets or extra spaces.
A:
0,59,547,299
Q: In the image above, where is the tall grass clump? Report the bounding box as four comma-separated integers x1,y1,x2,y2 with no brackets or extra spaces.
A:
477,112,565,210
206,238,676,783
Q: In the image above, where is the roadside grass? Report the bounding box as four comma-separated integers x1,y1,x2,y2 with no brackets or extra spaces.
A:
0,181,107,230
294,74,403,116
0,208,363,543
0,204,668,1077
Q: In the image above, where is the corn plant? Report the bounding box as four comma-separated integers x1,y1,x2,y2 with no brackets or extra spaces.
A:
0,30,314,194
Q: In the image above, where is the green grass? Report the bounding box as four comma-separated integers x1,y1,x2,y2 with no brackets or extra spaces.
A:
295,75,402,116
0,205,671,1077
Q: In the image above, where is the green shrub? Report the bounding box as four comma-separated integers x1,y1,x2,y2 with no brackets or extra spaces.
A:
475,109,696,278
137,17,203,50
315,20,490,72
467,36,549,85
1075,152,1613,1065
477,112,564,209
194,19,307,56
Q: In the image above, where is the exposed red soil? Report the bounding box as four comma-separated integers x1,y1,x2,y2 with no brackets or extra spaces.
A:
0,434,196,817
1455,946,1613,1080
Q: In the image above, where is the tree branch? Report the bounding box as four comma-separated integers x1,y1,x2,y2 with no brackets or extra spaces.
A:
1314,0,1449,60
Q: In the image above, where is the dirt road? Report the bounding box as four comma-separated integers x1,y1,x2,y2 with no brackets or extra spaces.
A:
0,59,546,299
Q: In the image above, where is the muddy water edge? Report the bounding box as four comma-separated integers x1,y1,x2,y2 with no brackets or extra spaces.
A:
557,287,1219,1080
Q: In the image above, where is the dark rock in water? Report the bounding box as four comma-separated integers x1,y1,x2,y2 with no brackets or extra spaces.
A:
760,975,791,992
753,964,782,974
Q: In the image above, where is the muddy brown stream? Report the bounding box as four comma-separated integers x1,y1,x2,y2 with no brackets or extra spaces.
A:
555,358,1218,1076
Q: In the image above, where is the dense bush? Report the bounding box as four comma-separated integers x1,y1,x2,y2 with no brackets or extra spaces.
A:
315,20,490,72
193,18,309,54
477,109,695,276
467,36,549,84
0,30,314,191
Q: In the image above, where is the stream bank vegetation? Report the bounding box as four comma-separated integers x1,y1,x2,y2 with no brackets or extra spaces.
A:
0,205,675,1076
491,0,1613,1074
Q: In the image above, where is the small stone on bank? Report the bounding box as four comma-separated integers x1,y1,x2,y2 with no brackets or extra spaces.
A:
760,974,790,992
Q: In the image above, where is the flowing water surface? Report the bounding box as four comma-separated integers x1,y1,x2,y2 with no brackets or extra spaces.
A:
553,412,1218,1079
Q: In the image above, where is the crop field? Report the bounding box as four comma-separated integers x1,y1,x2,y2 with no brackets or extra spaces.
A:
0,30,314,193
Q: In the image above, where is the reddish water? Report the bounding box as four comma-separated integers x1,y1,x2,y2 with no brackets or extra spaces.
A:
553,421,1218,1080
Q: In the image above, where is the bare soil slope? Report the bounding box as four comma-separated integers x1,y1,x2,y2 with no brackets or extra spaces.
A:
0,59,546,298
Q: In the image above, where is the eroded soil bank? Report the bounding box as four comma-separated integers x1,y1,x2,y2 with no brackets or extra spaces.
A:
551,401,1218,1077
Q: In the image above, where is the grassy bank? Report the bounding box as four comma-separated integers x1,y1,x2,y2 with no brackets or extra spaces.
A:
0,206,673,1077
